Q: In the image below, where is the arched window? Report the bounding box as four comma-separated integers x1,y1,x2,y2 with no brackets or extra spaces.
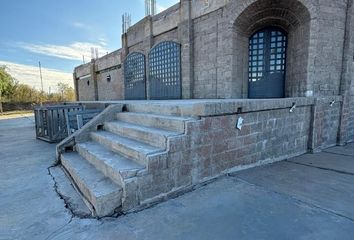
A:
248,28,287,98
148,41,181,100
124,52,146,100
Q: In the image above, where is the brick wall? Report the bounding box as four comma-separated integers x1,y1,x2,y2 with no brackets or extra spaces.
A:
130,97,350,204
75,50,123,101
312,0,347,96
97,68,124,101
193,10,221,98
77,76,95,101
348,96,354,141
74,0,353,104
181,107,310,182
311,98,342,151
130,99,313,192
285,21,311,97
153,29,178,45
132,99,317,203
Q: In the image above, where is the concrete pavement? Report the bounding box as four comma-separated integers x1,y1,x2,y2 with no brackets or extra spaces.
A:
1,117,354,240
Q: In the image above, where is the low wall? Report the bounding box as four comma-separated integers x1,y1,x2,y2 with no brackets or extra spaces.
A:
72,97,347,181
118,97,347,207
165,106,311,186
162,97,342,185
1,102,35,111
68,97,348,154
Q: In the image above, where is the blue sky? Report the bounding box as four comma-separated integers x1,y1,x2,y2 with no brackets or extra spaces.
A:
0,0,178,92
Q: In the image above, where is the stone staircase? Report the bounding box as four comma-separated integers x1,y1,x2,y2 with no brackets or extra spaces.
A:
59,109,195,217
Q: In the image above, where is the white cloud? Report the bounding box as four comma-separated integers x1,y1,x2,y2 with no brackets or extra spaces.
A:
156,4,167,13
0,61,73,93
98,38,108,47
19,41,112,61
72,21,87,29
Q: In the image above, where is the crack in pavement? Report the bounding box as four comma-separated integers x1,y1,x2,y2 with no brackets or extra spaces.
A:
322,150,354,159
285,160,354,177
47,165,124,221
44,215,74,240
47,166,92,219
230,175,354,223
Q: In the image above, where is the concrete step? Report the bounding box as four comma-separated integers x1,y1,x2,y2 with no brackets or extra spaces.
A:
124,102,196,117
91,131,164,166
116,112,193,133
61,152,122,217
76,142,145,186
104,121,180,148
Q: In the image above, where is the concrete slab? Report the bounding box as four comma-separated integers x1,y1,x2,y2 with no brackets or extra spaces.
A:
0,124,72,240
289,152,354,175
235,161,354,220
52,178,354,240
0,112,33,120
0,116,34,130
324,142,354,157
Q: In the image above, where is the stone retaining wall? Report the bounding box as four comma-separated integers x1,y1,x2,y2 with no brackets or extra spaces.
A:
128,97,348,205
62,97,353,210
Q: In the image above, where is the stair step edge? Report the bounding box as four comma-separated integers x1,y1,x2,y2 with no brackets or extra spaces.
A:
76,142,145,183
61,152,122,217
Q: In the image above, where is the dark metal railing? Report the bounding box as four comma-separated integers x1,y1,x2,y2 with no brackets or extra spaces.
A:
34,104,102,143
34,104,83,143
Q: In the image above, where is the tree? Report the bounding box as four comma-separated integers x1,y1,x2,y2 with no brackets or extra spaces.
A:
0,66,17,112
10,84,40,102
0,67,75,112
56,83,75,102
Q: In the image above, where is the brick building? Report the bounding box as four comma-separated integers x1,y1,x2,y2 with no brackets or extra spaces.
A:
65,0,354,216
75,0,354,101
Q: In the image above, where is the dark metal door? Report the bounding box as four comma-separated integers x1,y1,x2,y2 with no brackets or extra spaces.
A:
124,52,146,100
248,28,287,98
149,41,181,100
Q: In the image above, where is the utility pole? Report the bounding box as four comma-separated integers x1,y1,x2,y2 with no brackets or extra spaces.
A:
38,61,43,92
0,90,2,114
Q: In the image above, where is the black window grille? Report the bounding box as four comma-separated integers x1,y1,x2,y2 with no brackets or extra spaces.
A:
124,52,146,100
248,28,287,98
148,41,181,100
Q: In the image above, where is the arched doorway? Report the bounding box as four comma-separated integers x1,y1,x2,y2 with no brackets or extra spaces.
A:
148,41,182,100
124,52,146,100
248,27,287,98
231,0,312,98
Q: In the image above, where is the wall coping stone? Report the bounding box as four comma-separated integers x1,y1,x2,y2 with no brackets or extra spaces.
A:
66,96,343,117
